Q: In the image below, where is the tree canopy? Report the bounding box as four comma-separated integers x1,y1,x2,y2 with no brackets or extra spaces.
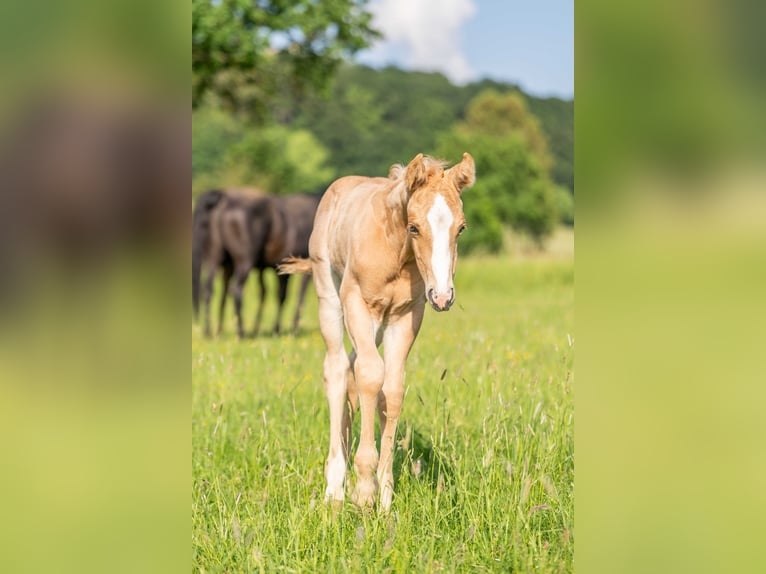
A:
193,107,335,195
287,65,574,194
192,0,379,121
438,90,559,250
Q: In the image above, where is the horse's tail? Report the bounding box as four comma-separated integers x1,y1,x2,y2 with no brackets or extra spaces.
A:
277,257,313,275
192,189,225,319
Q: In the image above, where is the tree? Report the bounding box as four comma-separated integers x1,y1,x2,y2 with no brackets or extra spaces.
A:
526,96,574,192
192,0,379,121
290,65,463,176
438,90,559,249
192,107,241,182
192,108,335,196
286,65,573,195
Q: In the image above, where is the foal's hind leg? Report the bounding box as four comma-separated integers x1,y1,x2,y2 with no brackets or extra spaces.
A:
315,266,353,503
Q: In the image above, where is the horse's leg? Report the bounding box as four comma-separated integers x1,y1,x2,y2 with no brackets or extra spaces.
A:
346,328,383,420
343,288,384,508
252,269,266,336
346,349,359,433
377,307,424,511
216,261,233,336
345,326,382,459
232,263,250,339
201,260,217,338
271,273,289,335
315,266,352,503
291,274,311,335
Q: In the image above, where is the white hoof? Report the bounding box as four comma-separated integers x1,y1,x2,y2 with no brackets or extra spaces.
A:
324,485,345,504
325,451,347,504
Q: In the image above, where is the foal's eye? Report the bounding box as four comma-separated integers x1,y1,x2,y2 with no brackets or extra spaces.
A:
457,224,467,236
408,224,419,236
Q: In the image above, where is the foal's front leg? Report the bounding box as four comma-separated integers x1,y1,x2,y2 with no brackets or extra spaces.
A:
343,290,384,508
377,307,423,510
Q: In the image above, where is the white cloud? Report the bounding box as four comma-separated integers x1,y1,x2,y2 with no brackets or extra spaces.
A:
362,0,478,84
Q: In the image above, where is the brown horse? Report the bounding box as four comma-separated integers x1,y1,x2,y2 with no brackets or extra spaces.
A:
0,95,187,308
279,153,475,509
192,189,319,338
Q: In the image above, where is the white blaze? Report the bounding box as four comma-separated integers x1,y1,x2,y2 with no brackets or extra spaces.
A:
427,194,454,294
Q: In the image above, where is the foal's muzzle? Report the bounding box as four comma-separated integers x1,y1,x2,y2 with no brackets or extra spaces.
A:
427,287,455,312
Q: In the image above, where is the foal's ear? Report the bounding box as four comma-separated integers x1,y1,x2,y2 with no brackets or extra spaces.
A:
447,152,476,193
405,153,427,193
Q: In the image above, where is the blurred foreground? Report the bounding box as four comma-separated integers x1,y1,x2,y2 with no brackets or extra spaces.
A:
0,97,190,572
0,1,188,572
578,1,766,572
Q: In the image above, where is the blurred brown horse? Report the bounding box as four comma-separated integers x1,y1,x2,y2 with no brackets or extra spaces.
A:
0,94,187,307
192,189,319,338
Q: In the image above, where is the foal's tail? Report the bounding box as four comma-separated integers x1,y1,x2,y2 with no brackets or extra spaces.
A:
192,189,225,319
277,257,313,275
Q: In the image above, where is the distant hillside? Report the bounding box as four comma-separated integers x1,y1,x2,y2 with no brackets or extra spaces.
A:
286,64,573,191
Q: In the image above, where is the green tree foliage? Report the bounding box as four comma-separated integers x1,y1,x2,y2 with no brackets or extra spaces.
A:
192,0,379,121
455,184,504,254
192,108,334,197
553,185,574,226
292,65,463,176
526,96,574,193
463,79,575,192
290,65,573,194
192,107,241,182
438,91,559,249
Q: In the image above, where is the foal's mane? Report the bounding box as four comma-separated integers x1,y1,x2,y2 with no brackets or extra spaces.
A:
386,156,448,209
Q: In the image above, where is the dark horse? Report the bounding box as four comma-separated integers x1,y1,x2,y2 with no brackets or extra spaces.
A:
192,188,319,338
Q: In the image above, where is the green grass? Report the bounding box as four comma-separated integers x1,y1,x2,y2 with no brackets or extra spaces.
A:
192,253,574,573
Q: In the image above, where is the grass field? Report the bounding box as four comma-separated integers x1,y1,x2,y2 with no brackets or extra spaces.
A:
192,241,574,572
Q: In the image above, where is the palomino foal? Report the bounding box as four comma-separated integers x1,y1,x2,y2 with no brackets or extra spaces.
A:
280,153,475,509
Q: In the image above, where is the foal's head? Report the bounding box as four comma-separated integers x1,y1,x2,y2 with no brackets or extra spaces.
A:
401,153,475,312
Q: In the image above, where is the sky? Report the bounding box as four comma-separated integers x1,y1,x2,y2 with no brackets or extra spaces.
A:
356,0,573,99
